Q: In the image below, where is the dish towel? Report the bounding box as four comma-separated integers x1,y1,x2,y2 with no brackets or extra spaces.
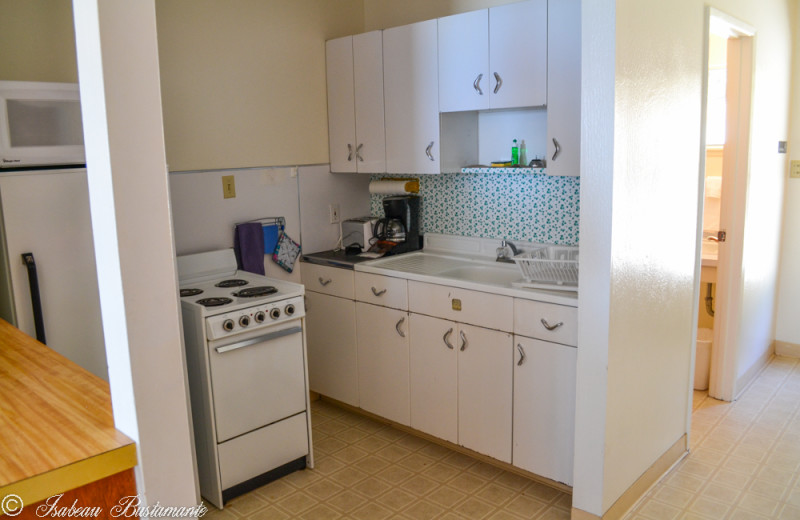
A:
234,222,266,275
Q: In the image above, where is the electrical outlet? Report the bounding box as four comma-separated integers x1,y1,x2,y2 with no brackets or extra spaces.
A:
791,160,800,179
329,204,340,224
222,175,236,198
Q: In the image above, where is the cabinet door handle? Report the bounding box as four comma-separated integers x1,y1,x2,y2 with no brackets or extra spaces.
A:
347,143,354,161
371,287,387,297
493,72,503,94
541,318,563,331
459,330,468,351
552,138,561,161
473,73,484,95
318,277,332,287
443,328,454,349
516,343,526,366
395,317,406,338
425,141,435,161
356,143,364,162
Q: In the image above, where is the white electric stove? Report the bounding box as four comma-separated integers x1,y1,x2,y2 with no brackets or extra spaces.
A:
178,249,313,509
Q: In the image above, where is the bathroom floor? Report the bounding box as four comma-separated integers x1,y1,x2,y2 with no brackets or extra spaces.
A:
204,401,572,519
625,355,800,519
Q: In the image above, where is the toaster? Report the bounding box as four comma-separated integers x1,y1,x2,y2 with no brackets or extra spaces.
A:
341,217,378,249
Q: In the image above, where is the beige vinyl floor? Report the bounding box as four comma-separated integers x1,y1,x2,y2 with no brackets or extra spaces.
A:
205,355,800,519
204,400,572,520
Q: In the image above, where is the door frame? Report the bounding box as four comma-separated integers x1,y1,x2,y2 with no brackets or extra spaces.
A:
693,8,756,408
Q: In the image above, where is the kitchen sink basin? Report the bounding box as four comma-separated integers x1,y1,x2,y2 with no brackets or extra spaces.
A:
437,264,521,286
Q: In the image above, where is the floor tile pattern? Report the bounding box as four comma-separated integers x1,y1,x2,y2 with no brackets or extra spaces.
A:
625,355,800,520
204,400,572,519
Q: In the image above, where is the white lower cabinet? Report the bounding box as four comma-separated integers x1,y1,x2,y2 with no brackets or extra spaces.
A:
512,335,577,485
304,291,358,407
409,313,458,443
409,314,513,463
356,302,411,426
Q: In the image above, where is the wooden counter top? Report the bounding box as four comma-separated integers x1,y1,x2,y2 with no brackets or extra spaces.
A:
0,319,136,510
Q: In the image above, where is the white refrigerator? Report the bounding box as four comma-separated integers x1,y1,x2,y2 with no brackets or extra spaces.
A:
0,168,107,380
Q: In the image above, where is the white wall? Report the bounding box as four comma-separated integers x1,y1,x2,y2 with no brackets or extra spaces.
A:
575,0,795,515
169,166,371,279
73,0,198,507
775,2,800,348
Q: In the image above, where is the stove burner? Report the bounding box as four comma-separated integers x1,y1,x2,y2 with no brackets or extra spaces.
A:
196,297,233,307
180,288,203,297
215,279,249,288
233,286,278,298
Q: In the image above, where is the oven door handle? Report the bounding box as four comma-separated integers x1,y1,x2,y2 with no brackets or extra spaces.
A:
214,326,303,354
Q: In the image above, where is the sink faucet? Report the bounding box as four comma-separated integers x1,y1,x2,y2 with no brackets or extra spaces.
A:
496,240,519,263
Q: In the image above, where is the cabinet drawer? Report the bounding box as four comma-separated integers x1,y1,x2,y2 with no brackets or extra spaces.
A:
355,272,408,309
514,299,577,346
408,281,512,332
301,263,354,299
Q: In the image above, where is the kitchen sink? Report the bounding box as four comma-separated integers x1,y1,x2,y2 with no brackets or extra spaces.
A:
437,264,521,286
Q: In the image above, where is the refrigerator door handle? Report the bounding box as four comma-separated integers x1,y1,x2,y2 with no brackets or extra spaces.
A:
21,252,46,344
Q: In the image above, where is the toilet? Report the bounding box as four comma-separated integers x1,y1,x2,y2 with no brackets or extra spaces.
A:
694,328,713,390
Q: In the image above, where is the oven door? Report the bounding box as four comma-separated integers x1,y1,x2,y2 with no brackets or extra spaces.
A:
207,319,306,443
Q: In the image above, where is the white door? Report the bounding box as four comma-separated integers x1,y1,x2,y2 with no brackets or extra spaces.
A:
457,323,513,463
488,0,547,109
304,291,359,406
545,0,581,176
326,36,357,172
409,313,458,443
438,9,489,112
383,19,440,174
353,31,386,173
356,302,410,425
513,336,576,485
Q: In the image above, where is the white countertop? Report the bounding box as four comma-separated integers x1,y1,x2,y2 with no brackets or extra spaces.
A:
356,250,578,307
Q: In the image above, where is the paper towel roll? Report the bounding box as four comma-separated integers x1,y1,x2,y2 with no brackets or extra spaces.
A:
368,179,420,195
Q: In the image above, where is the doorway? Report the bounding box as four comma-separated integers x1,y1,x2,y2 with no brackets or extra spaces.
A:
695,9,755,403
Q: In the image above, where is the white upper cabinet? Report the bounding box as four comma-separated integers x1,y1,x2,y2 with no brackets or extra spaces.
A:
438,0,547,112
326,31,385,173
546,0,580,176
438,10,490,112
383,19,440,174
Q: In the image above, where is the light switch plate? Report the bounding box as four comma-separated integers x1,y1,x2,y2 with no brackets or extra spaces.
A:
222,175,236,198
791,161,800,179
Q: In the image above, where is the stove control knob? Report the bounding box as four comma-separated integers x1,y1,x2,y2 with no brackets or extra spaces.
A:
284,303,296,316
222,319,235,332
269,308,281,320
254,311,266,323
239,315,250,327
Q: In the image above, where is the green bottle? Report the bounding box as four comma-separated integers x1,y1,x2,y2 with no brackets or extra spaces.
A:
511,139,519,165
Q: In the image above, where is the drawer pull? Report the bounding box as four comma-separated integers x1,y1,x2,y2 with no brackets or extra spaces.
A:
516,343,526,366
541,318,563,331
395,317,406,338
443,328,454,349
371,287,387,297
459,330,468,351
318,277,332,287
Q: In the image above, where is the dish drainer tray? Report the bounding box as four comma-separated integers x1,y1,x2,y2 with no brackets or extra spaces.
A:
513,246,578,287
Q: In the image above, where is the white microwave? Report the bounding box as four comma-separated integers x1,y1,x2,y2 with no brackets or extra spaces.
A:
0,81,85,168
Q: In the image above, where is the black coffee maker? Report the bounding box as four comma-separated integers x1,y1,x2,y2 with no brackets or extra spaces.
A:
372,195,421,255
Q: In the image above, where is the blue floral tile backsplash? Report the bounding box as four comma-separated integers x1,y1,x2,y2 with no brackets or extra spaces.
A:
370,173,580,246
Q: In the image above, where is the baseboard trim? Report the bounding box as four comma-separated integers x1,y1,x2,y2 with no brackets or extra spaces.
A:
775,340,800,358
735,346,774,399
571,434,687,520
